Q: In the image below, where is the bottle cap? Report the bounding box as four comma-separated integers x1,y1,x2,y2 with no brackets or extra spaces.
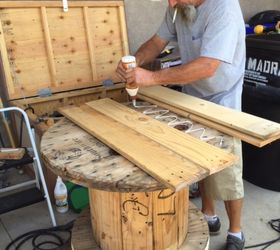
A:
126,87,139,97
121,55,136,63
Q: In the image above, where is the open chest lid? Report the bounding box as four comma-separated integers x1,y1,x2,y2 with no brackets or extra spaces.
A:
0,0,129,100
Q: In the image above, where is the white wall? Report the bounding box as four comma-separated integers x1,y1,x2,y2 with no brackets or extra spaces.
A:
124,0,280,54
239,0,280,22
124,0,167,54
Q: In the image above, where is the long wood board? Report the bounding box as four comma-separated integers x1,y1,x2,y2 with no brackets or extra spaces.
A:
139,86,280,141
137,94,277,147
59,105,210,191
41,118,166,192
86,98,237,174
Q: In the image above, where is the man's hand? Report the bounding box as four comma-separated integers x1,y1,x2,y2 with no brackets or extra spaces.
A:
116,60,127,83
122,67,156,87
116,60,155,86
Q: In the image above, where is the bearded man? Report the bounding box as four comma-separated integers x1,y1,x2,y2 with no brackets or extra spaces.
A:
116,1,245,249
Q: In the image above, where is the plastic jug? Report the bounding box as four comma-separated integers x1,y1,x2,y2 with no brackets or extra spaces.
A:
54,176,69,213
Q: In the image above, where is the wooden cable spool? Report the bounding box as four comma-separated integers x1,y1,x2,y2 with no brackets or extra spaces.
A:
41,118,217,250
71,202,209,250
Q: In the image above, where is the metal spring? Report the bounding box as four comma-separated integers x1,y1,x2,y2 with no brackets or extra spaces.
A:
134,102,221,143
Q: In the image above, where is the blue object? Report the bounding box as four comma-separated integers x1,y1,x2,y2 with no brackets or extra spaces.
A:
246,23,277,35
102,79,114,87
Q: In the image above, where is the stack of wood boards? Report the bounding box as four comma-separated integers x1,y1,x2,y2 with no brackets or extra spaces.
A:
59,98,237,191
138,86,280,147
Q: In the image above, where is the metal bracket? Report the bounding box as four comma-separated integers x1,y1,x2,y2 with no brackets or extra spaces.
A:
62,0,68,12
38,88,52,97
102,79,114,87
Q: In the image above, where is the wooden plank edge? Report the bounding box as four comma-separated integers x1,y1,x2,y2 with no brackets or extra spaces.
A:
86,98,238,175
118,5,129,55
41,149,165,192
41,7,57,87
71,202,209,250
138,87,280,140
59,105,209,192
10,83,125,105
83,6,98,82
0,19,14,97
0,1,124,8
137,94,279,148
77,104,209,190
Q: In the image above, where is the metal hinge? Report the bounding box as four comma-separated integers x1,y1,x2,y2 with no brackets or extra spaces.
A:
102,79,114,87
38,88,52,97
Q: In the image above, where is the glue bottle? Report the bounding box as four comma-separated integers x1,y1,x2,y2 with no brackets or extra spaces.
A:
54,176,69,213
122,55,138,106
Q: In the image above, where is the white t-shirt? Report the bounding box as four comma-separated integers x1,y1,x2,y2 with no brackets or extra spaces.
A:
157,0,246,110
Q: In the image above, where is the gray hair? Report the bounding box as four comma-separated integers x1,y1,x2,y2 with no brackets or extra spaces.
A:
178,5,197,25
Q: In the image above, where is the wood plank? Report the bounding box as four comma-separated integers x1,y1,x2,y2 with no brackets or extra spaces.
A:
0,19,15,95
0,7,53,99
180,202,209,250
46,7,92,88
71,207,99,250
41,118,165,192
137,94,272,147
89,189,123,250
0,2,127,100
118,5,129,55
121,192,153,250
89,188,188,250
0,148,25,160
59,105,209,191
87,6,124,81
71,202,209,250
177,187,189,246
83,7,97,82
152,189,179,250
12,83,124,105
86,98,237,175
139,86,280,140
41,7,57,86
0,1,124,8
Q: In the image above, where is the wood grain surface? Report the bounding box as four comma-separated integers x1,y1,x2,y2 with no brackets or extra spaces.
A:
41,118,165,192
59,105,209,191
87,98,237,175
41,101,235,192
139,86,280,140
137,94,277,147
0,1,128,99
71,202,209,250
88,188,189,250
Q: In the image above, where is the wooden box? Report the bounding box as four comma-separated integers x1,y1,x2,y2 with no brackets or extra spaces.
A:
0,0,129,107
0,0,129,196
0,0,130,132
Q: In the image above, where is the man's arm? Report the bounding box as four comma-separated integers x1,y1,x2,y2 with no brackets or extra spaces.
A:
116,35,168,82
134,35,169,66
125,57,221,86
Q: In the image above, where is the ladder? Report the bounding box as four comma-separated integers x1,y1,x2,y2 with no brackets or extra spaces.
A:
0,106,56,226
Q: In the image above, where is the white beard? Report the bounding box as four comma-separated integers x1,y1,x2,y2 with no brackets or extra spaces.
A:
178,5,197,25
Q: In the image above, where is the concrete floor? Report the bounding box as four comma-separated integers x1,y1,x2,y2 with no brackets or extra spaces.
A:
0,180,279,250
192,180,280,250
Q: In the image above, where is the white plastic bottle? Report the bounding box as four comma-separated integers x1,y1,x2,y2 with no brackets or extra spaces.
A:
121,55,138,107
54,176,69,213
